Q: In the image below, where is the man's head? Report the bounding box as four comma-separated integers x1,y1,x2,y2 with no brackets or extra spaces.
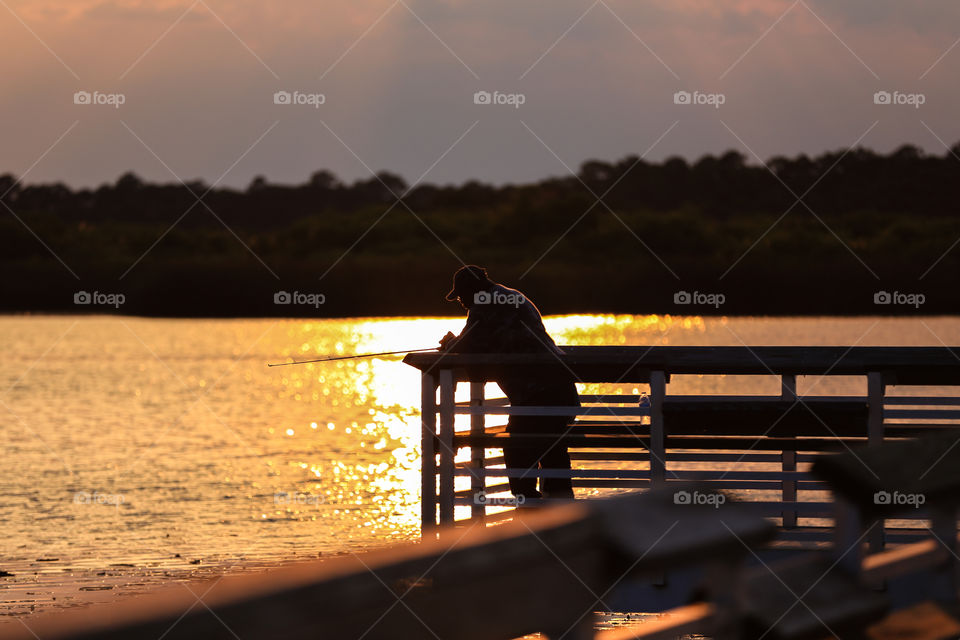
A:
445,265,491,309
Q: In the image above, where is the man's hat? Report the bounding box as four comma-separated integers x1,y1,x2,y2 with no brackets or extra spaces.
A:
445,265,489,301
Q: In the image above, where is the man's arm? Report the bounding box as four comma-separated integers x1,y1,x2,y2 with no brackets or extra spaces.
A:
438,311,489,353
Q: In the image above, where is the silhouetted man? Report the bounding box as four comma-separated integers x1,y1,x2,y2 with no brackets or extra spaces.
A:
439,265,579,500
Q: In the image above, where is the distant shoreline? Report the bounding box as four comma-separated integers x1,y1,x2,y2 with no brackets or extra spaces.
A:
1,311,955,320
2,144,958,322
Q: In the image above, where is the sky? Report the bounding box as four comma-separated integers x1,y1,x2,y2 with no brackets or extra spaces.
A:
1,0,958,189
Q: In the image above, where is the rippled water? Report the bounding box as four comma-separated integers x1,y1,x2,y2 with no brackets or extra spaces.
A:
1,314,959,617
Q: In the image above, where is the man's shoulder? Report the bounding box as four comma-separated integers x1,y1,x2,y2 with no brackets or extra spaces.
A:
470,284,529,311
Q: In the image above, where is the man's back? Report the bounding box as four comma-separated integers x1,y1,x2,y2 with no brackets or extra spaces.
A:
447,282,578,406
452,283,560,355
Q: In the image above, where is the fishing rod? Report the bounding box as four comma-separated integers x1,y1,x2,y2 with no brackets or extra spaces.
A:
267,347,437,367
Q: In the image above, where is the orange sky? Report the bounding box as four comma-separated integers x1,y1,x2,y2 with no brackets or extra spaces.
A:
1,0,958,188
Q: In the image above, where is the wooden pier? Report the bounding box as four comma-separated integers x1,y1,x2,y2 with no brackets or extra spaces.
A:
402,346,960,543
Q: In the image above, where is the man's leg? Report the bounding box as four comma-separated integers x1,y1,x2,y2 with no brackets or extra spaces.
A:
538,415,574,499
504,415,541,500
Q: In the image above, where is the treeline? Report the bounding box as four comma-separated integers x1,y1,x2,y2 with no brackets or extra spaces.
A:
1,143,958,317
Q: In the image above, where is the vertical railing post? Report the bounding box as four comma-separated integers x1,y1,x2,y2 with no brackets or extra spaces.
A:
420,373,438,539
867,372,885,447
833,500,865,576
781,374,798,529
470,381,486,525
928,503,959,602
867,371,886,555
649,370,666,487
439,369,456,527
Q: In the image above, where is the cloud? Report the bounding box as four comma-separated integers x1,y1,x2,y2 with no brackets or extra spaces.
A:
82,0,210,24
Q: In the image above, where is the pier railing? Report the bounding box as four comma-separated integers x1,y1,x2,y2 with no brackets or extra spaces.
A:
403,346,960,543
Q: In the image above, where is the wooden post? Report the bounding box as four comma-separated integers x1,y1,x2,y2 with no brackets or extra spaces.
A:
867,372,885,447
833,500,865,576
470,381,486,525
929,504,960,603
703,558,742,640
649,370,667,487
867,372,885,555
438,369,456,527
781,375,798,529
420,373,438,539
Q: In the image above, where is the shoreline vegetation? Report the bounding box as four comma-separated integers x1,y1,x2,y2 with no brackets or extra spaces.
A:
3,143,958,317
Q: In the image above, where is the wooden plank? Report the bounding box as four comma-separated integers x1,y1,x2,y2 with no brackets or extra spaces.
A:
580,394,647,403
469,382,485,524
572,480,827,491
11,488,774,640
455,405,649,416
452,468,811,481
596,603,717,640
927,503,959,601
570,451,786,462
868,372,885,447
861,539,950,582
812,434,960,517
592,486,776,569
649,371,666,486
884,409,960,419
438,369,456,527
774,527,933,546
865,601,960,640
450,420,878,439
404,346,960,382
782,375,798,529
454,483,510,499
662,398,869,437
456,397,872,426
742,553,889,640
884,397,960,405
452,496,836,516
454,433,869,451
867,372,886,557
420,373,438,537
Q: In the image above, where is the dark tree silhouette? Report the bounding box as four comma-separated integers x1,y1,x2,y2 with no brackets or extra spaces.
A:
1,142,958,316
